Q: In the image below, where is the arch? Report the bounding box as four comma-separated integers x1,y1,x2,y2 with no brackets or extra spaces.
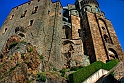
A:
108,48,118,60
103,34,110,43
63,25,72,39
95,6,99,12
18,33,25,37
15,26,26,33
63,40,74,45
62,21,71,28
83,5,91,12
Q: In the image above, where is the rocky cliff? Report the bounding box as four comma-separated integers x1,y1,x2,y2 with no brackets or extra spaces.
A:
0,35,67,83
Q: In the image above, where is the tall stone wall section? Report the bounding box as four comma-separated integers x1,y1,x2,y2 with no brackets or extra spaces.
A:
0,0,63,70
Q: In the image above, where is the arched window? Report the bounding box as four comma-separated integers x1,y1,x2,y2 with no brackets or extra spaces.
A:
63,25,71,39
15,26,25,33
104,34,110,43
18,33,25,37
108,48,118,60
95,6,99,12
84,8,87,11
102,27,105,30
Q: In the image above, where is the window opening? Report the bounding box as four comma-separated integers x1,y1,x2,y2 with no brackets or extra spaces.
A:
5,28,7,32
18,33,25,37
108,48,118,60
28,2,31,5
16,7,18,9
38,0,40,2
32,6,38,14
21,10,27,18
103,34,111,43
48,10,50,14
102,27,105,30
29,20,34,26
85,8,87,11
96,7,99,12
10,15,14,20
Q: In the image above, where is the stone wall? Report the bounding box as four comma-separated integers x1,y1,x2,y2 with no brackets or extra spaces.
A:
0,0,63,70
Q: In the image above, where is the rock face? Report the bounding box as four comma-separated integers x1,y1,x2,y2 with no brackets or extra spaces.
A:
0,40,66,83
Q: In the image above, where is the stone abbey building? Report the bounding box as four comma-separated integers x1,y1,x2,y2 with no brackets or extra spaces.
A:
0,0,124,70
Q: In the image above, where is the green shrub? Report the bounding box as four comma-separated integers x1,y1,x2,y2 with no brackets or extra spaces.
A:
21,53,25,59
16,46,20,49
70,66,83,71
70,66,79,71
8,42,18,50
27,79,33,83
4,71,9,75
49,63,53,66
39,55,44,60
39,75,46,82
10,66,16,71
53,68,57,71
60,69,66,77
27,48,33,52
37,73,46,82
20,41,27,44
0,62,5,67
0,76,2,79
68,59,119,83
16,63,20,66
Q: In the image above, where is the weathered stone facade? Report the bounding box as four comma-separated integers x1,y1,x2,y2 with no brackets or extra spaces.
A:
0,0,63,70
0,0,124,71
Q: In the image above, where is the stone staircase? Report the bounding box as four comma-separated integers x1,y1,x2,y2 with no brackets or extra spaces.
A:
82,69,109,83
82,61,124,83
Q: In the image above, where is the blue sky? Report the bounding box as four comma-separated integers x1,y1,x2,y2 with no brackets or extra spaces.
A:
0,0,124,50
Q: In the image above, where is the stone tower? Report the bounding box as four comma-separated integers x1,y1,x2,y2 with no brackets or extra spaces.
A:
62,0,124,67
74,0,124,63
0,0,63,70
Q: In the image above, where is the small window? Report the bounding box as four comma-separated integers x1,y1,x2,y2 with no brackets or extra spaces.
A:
85,8,87,11
32,6,38,14
21,10,27,18
96,7,99,12
29,20,34,26
16,7,18,9
48,10,50,14
38,0,40,2
2,28,7,34
10,15,14,20
78,29,82,37
18,33,25,37
102,27,105,30
28,2,31,5
104,34,111,43
5,28,7,32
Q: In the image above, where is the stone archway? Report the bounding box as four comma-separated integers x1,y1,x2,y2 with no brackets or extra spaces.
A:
108,48,118,60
